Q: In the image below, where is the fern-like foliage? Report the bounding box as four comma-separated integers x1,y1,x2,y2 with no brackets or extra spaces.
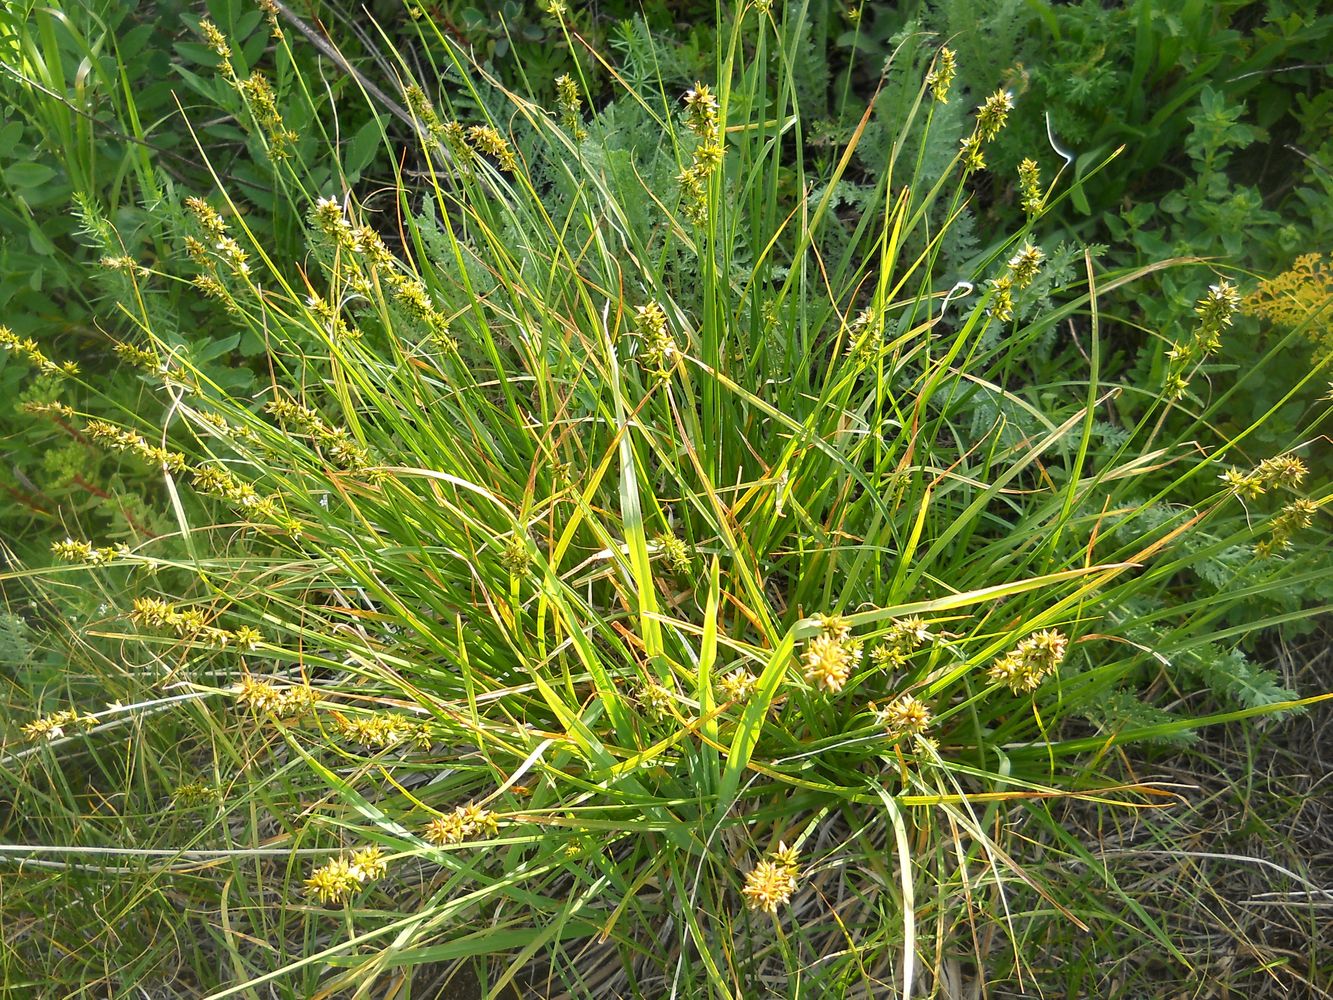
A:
0,611,34,668
1177,643,1299,713
1126,624,1301,714
1081,690,1195,747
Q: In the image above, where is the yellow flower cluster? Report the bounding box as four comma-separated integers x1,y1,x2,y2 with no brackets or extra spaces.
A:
174,780,221,805
636,680,675,716
802,614,862,693
214,236,250,279
181,196,249,312
424,803,499,846
926,47,956,103
1220,454,1308,499
555,74,588,141
309,194,355,251
405,84,446,141
197,20,292,158
876,693,932,738
50,537,128,565
988,629,1068,693
238,72,298,160
1007,243,1045,288
99,255,147,277
20,707,97,742
741,841,801,914
304,845,389,905
264,397,373,473
959,89,1014,172
84,419,187,473
1255,498,1321,559
1243,253,1332,360
1018,157,1043,215
199,19,232,71
236,674,315,717
20,400,76,420
678,82,723,223
332,711,432,750
869,616,932,670
634,302,679,378
1164,280,1241,400
113,340,161,370
500,535,532,574
306,197,452,345
191,463,299,534
843,307,883,364
654,530,692,574
467,125,519,172
718,667,758,703
257,0,281,38
988,243,1044,323
130,597,265,650
185,197,227,241
0,326,79,377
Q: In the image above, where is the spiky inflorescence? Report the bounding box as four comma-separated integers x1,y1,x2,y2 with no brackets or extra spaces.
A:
718,668,758,702
1018,157,1043,215
654,531,692,574
988,629,1068,693
349,845,388,880
84,419,187,471
877,693,932,738
637,680,675,716
678,83,724,221
1007,243,1045,289
332,711,430,750
21,707,96,742
976,89,1014,142
303,845,390,904
51,538,127,565
174,780,221,806
1165,280,1242,399
424,804,499,846
238,72,298,159
501,535,532,573
184,196,228,241
812,613,854,642
871,616,932,670
634,301,679,375
264,397,373,472
199,19,232,68
1255,455,1308,491
682,83,720,138
742,858,799,914
1221,455,1308,499
802,634,862,693
466,125,518,172
555,73,588,141
926,47,956,103
960,134,985,172
1,326,78,377
404,84,446,142
1256,498,1321,558
987,275,1014,322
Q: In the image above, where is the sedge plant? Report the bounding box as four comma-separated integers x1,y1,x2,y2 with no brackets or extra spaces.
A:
1,2,1330,996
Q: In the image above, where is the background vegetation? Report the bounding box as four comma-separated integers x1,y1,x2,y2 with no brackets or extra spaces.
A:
1,1,1329,997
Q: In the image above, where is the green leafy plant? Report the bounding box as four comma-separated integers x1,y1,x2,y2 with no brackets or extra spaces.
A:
1,3,1330,997
0,0,393,566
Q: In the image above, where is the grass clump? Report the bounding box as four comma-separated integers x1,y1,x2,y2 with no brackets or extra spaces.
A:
1,4,1329,996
